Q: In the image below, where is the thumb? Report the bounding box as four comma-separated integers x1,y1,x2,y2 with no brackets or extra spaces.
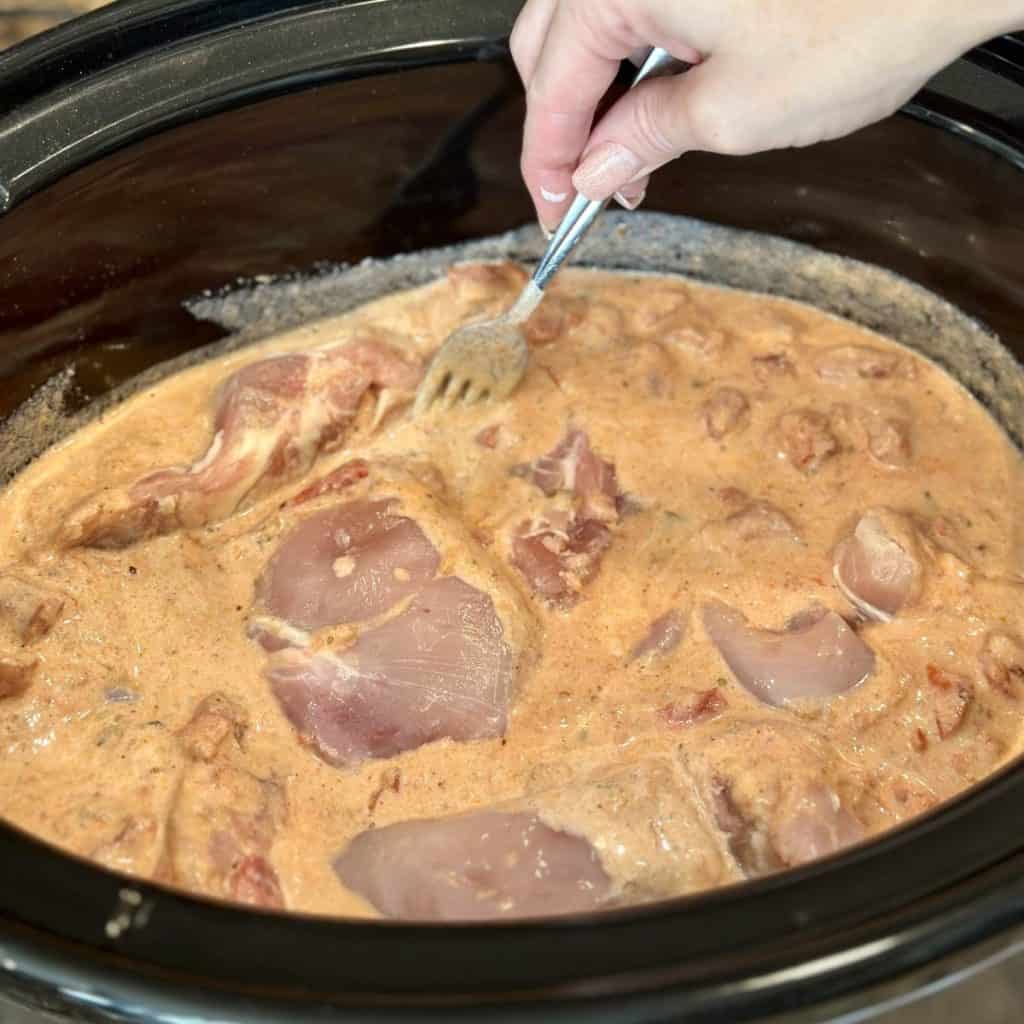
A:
572,62,749,201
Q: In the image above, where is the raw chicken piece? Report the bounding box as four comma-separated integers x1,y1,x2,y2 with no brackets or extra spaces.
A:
252,463,532,764
834,510,920,621
474,424,502,449
684,721,864,877
443,262,607,349
0,571,66,699
831,403,913,470
664,323,728,358
512,517,613,607
773,409,839,474
177,693,249,762
523,293,587,346
335,811,609,920
90,817,162,875
703,601,875,706
337,759,733,918
927,513,976,567
164,760,287,909
658,688,727,726
446,261,528,310
267,577,514,767
631,286,726,356
533,760,734,902
706,776,781,875
59,336,421,548
864,415,912,469
525,429,618,517
254,499,440,637
630,284,692,333
0,571,64,643
979,631,1024,699
153,690,289,908
0,653,36,698
771,784,866,865
71,722,186,879
700,499,799,549
926,665,975,740
512,430,621,605
229,855,286,908
629,609,685,663
702,388,750,440
751,352,796,381
814,345,901,381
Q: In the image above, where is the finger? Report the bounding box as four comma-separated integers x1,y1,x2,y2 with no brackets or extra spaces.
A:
627,46,652,68
521,1,638,230
509,0,558,88
572,62,750,201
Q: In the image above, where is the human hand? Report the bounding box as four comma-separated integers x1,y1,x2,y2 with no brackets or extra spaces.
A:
511,0,1024,231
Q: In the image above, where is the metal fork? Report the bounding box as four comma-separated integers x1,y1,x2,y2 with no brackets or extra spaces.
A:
412,46,687,416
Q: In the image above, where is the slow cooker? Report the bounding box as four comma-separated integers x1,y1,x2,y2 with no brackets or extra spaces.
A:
1,2,1024,1020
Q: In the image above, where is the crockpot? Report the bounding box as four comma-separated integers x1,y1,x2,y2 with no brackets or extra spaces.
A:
1,3,1024,1021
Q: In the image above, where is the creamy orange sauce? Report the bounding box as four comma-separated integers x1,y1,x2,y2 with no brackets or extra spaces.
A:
0,262,1022,918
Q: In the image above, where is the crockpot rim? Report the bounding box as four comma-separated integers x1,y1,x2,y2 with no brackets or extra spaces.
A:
1,3,1024,1020
0,0,524,213
0,0,1021,210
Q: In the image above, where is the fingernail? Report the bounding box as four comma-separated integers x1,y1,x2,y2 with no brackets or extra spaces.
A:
540,186,569,204
538,221,555,241
573,142,645,201
613,188,646,211
613,175,649,211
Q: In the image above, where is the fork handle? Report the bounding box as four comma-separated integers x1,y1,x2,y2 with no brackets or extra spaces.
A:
528,47,690,296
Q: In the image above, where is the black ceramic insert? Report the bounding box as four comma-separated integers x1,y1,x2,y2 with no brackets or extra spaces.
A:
0,3,1023,1021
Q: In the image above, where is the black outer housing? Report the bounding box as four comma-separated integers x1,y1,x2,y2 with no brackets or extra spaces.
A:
0,3,1023,1021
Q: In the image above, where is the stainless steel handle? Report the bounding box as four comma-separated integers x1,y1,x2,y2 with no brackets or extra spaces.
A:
530,46,689,292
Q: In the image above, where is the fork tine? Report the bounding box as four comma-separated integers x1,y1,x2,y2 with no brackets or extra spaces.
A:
435,375,457,413
439,375,472,412
412,362,450,416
